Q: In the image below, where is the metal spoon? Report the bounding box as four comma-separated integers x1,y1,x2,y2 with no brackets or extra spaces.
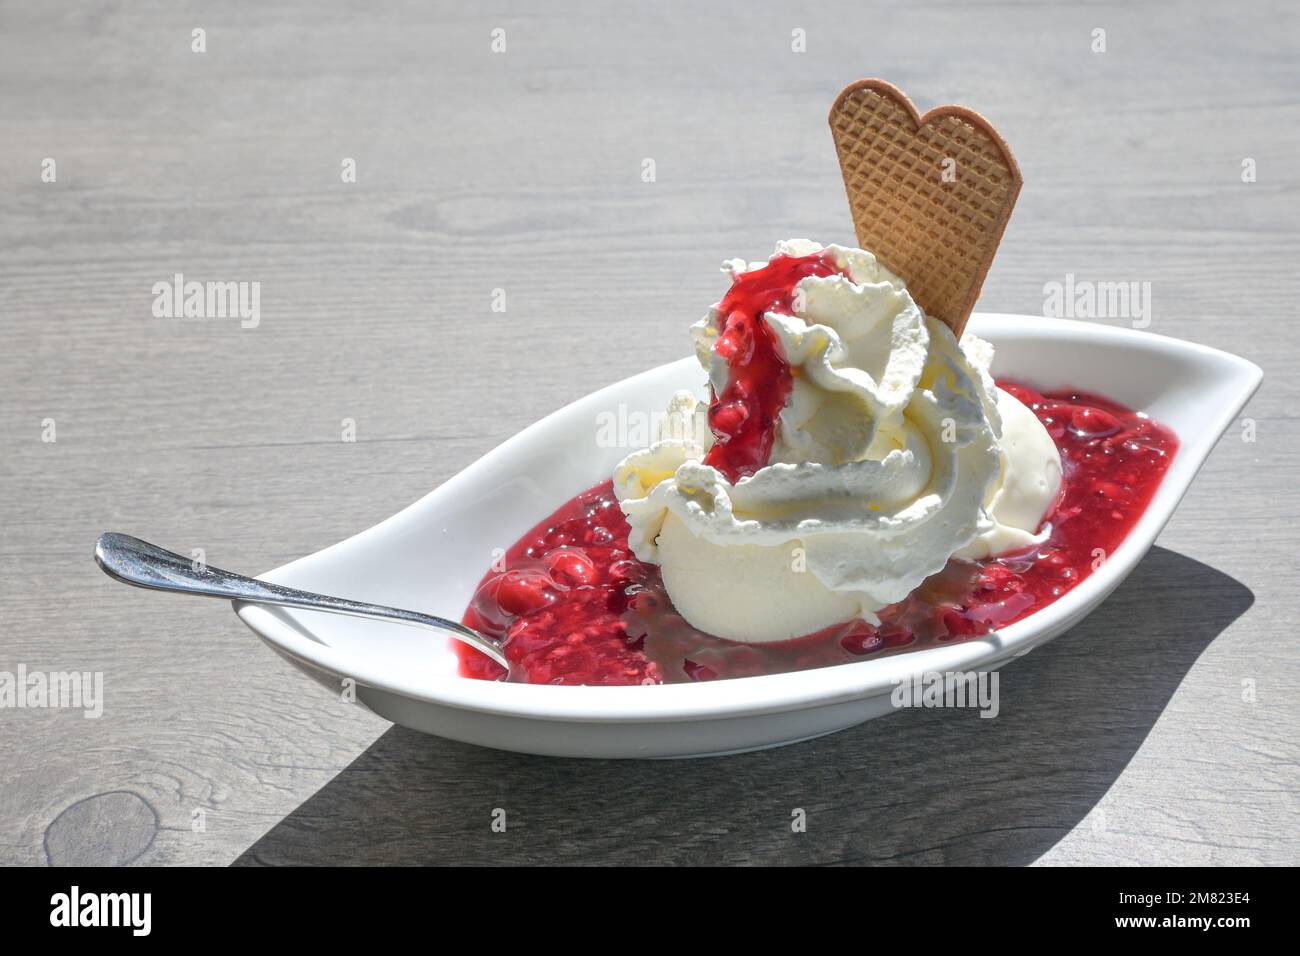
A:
94,533,508,669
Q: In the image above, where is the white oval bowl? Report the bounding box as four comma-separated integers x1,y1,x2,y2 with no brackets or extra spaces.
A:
235,314,1261,758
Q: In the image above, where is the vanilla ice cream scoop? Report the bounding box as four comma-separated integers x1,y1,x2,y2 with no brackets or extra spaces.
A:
614,240,1061,643
956,384,1064,560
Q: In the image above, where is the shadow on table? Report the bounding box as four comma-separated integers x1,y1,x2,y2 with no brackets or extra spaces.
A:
233,546,1251,866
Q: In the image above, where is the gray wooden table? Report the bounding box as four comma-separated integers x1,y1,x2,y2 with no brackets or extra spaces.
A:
2,0,1296,866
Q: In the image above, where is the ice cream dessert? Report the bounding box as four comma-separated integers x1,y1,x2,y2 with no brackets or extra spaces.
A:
456,79,1178,685
613,240,1062,643
458,246,1177,686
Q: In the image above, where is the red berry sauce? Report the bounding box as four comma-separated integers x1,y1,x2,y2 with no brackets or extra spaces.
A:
458,381,1179,685
702,252,842,483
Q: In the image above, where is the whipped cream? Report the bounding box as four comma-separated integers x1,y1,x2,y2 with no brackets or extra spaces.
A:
614,240,1061,643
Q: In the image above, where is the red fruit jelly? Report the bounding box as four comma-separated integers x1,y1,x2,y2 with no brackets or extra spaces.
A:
702,251,842,483
458,381,1178,685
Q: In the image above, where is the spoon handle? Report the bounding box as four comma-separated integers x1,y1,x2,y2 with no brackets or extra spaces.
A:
94,532,508,668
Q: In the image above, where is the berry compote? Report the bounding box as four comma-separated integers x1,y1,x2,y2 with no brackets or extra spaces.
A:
458,380,1178,685
703,251,841,482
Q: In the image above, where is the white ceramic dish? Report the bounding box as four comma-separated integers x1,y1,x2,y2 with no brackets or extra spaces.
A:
235,314,1261,758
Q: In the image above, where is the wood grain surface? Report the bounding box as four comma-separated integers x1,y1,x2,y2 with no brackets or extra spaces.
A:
1,0,1296,866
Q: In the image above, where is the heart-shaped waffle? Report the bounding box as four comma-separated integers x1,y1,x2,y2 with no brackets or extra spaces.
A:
828,79,1022,338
